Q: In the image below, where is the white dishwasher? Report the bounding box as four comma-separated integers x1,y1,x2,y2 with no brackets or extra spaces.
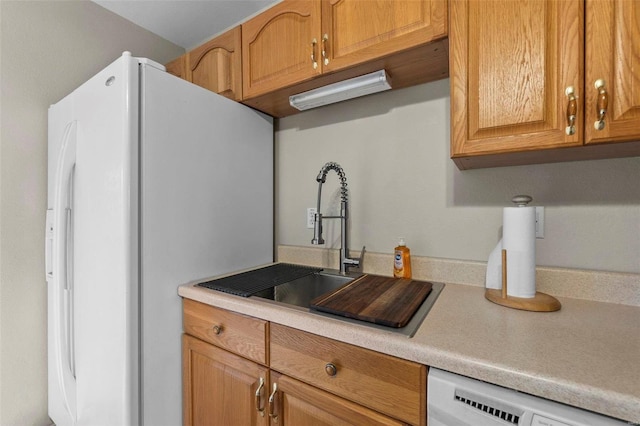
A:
427,368,631,426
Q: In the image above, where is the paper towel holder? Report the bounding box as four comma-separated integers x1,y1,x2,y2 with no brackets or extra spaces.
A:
485,249,561,312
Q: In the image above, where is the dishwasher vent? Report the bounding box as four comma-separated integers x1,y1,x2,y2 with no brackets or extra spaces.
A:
454,389,523,425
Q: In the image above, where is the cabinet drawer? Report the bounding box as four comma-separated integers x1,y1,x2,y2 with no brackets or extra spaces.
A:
270,324,426,426
183,299,267,365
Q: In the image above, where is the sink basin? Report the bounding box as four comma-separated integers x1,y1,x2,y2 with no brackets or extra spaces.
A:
253,270,359,308
253,269,444,338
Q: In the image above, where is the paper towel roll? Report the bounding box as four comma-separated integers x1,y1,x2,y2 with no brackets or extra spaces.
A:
485,239,503,290
503,206,536,298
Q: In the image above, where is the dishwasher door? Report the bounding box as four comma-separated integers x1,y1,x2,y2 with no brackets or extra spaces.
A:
427,368,628,426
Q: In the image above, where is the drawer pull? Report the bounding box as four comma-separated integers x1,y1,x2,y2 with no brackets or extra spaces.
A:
255,377,265,417
268,383,278,422
212,325,222,335
325,362,337,377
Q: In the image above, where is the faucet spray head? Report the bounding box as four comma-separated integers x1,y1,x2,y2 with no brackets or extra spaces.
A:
316,162,348,202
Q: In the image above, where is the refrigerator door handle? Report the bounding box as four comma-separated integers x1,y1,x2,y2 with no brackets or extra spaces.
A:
51,120,78,422
45,209,54,281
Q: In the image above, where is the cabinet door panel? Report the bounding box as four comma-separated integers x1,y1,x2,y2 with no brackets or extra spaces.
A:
183,334,269,426
243,0,322,98
450,0,583,160
189,27,242,100
322,0,446,72
271,372,404,426
585,0,640,144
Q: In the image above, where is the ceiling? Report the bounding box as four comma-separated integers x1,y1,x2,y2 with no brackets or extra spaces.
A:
93,0,280,50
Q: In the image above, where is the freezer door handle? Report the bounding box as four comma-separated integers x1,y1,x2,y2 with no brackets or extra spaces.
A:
51,120,78,422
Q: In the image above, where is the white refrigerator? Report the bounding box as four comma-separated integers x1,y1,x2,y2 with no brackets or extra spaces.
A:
45,52,273,426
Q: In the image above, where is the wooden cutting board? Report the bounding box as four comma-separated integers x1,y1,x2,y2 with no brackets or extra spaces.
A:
310,274,433,328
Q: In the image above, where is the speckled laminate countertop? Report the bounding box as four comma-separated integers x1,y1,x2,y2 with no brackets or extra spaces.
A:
178,278,640,424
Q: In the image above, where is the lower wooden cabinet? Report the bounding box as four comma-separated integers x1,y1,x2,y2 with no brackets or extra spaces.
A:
182,300,427,426
269,371,404,426
270,324,426,425
182,334,269,426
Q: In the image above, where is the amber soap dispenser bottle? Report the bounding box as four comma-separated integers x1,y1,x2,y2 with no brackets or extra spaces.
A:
393,238,412,279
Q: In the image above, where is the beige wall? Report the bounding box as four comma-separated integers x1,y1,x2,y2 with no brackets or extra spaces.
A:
276,78,640,274
0,1,183,424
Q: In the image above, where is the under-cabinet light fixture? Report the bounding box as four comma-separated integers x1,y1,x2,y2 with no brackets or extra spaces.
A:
289,70,392,111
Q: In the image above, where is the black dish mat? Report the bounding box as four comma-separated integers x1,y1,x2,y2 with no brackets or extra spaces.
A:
197,263,322,297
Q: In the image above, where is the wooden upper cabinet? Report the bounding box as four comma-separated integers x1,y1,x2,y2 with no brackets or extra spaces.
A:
584,0,640,145
450,0,583,167
188,26,243,100
242,0,448,106
242,1,322,99
165,54,188,80
321,0,447,73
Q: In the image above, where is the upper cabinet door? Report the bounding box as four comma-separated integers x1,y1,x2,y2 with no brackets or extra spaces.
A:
585,0,640,145
450,0,583,161
242,0,322,99
321,0,447,73
188,26,243,101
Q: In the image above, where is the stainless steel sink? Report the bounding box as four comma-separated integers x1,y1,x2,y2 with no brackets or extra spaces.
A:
252,270,359,308
252,269,444,338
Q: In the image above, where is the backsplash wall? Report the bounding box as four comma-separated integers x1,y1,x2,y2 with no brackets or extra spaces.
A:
275,78,640,274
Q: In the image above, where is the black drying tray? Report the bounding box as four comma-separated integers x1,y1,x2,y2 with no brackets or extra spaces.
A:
197,263,322,297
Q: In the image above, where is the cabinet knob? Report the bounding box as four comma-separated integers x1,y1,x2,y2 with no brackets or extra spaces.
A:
594,79,608,131
325,362,338,377
212,325,222,335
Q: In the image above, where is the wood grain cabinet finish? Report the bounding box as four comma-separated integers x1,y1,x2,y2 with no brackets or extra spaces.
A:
450,0,640,169
268,371,405,426
321,0,446,73
182,334,269,426
242,0,322,99
183,298,268,365
270,323,426,426
241,0,448,116
182,300,428,426
584,0,640,145
165,54,188,80
187,26,243,101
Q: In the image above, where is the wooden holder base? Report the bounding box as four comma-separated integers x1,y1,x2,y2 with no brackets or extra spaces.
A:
485,249,561,312
485,289,561,312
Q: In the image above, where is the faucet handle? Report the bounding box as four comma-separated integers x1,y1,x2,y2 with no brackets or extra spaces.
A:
346,246,366,273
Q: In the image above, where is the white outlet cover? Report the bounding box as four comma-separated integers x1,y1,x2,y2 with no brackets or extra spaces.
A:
307,208,317,229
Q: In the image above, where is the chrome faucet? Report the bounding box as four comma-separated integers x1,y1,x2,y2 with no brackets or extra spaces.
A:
311,162,364,274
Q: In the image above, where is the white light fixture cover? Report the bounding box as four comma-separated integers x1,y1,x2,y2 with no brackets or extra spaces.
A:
289,70,392,111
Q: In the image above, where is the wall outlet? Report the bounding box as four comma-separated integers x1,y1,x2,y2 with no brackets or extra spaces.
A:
535,206,545,238
306,208,317,229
